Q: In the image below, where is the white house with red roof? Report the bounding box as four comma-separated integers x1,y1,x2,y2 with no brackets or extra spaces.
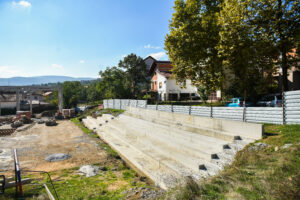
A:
145,56,198,101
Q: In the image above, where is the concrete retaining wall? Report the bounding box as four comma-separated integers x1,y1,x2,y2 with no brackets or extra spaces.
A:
126,106,263,140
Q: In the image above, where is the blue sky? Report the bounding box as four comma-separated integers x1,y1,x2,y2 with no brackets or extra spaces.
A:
0,0,174,78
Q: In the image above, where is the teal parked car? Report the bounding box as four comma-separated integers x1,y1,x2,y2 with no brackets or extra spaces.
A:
226,97,254,107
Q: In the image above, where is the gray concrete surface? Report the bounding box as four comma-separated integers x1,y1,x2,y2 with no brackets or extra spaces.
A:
82,110,262,190
126,107,263,140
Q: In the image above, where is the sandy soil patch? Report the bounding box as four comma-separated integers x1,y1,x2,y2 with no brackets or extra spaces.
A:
0,120,108,175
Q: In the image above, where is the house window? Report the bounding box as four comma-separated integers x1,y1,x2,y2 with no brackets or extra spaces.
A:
159,82,162,89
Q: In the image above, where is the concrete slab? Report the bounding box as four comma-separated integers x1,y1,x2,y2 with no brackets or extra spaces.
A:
82,108,262,190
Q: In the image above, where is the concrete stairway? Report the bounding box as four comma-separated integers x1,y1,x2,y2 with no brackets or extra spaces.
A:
82,109,262,190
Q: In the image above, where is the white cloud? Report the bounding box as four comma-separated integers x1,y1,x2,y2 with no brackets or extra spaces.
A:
148,52,167,60
51,64,63,69
144,44,161,49
79,60,85,64
121,54,127,58
12,1,31,8
0,66,23,78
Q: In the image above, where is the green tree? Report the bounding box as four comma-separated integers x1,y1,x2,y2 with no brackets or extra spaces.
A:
218,0,271,100
98,66,130,99
62,81,84,108
249,0,299,91
118,53,148,98
86,81,101,102
218,0,298,98
165,0,223,95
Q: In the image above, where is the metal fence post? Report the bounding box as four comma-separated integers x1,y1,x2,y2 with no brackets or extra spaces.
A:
283,91,286,125
189,106,191,115
243,107,246,122
210,106,213,118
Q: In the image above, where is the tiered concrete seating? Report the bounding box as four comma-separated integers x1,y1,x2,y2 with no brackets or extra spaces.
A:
82,109,262,190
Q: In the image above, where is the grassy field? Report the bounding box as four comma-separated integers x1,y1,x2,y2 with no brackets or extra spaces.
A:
1,162,150,200
167,124,300,200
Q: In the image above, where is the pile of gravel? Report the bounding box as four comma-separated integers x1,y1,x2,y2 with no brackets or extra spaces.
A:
45,153,71,162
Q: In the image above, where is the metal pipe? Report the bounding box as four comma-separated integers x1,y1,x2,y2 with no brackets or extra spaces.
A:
22,170,59,200
13,149,23,198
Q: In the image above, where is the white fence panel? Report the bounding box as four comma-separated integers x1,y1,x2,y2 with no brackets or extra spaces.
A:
147,105,157,110
285,90,300,124
157,105,172,112
130,100,137,108
245,107,283,124
212,107,243,121
108,99,113,108
114,99,121,109
190,106,210,117
137,100,147,108
103,100,108,109
173,106,190,115
120,99,129,110
103,90,300,125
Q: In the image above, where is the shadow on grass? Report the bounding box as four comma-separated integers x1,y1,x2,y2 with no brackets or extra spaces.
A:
263,131,279,138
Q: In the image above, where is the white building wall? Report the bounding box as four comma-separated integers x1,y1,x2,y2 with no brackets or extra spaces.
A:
155,70,198,101
167,79,197,94
156,72,167,101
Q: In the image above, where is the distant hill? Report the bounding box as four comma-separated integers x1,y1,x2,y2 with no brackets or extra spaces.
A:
0,76,96,86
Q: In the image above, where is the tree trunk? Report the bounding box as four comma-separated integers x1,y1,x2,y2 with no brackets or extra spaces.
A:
282,51,289,91
277,0,289,91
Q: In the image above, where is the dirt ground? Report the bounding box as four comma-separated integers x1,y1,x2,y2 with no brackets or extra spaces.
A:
0,120,108,175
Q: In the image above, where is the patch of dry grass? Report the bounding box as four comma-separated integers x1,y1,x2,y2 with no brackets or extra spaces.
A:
166,124,300,200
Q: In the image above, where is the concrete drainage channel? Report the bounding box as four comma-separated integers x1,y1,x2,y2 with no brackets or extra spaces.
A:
83,107,263,190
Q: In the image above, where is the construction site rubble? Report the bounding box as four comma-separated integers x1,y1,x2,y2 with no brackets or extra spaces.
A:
11,121,23,129
45,118,57,126
20,116,32,124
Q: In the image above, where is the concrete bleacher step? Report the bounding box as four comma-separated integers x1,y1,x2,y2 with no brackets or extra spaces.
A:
98,121,218,179
97,117,222,176
82,111,259,189
110,115,240,163
105,116,224,161
119,115,229,149
83,119,180,190
124,111,240,142
100,124,209,179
